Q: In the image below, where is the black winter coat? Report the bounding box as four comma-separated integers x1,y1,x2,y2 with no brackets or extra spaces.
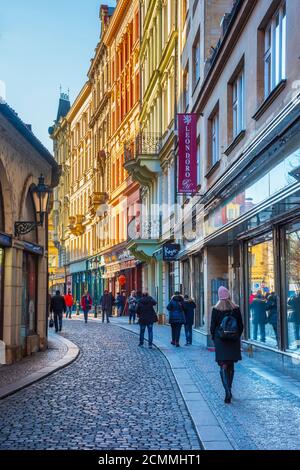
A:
50,295,66,314
183,300,196,325
288,296,300,324
167,296,186,324
136,296,158,325
210,307,243,363
251,297,267,324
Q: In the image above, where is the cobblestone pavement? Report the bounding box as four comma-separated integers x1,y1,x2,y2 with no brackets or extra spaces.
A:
114,318,300,450
0,320,200,450
0,334,67,389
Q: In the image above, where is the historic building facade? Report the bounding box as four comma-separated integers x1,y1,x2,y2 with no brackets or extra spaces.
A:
49,92,71,295
176,0,300,374
124,0,178,321
104,0,142,296
0,101,58,364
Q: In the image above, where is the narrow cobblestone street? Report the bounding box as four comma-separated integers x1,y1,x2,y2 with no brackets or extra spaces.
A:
0,320,200,450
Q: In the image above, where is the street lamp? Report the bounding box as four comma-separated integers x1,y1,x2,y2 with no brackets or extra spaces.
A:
15,174,52,236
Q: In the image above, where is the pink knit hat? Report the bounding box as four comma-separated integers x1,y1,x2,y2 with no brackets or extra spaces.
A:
218,286,230,300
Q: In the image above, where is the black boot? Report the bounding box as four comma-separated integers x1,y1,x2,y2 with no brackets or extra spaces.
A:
220,368,232,403
228,366,234,393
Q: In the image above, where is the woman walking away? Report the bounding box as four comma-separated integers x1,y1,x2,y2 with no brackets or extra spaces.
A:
136,292,158,348
128,290,137,324
167,292,186,347
81,290,92,324
210,286,243,404
183,295,196,345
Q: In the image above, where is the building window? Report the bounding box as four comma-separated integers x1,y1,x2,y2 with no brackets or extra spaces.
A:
193,34,200,88
232,70,244,138
183,66,189,110
211,111,220,166
264,2,286,98
248,233,278,348
286,221,300,354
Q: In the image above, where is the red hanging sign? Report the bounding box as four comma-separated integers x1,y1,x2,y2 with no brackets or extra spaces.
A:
178,113,197,193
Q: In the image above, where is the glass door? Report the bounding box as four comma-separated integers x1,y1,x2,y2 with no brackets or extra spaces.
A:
247,232,278,348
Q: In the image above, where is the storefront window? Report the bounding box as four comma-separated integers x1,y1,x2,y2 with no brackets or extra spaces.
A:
168,262,175,299
194,255,204,328
286,222,300,353
248,233,278,348
207,146,300,236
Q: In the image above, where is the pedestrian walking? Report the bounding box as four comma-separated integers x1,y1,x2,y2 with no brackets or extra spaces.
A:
100,290,115,323
210,286,243,404
183,295,196,345
128,290,137,324
167,292,186,347
136,292,158,348
81,290,92,324
115,292,125,316
64,289,74,319
50,290,66,333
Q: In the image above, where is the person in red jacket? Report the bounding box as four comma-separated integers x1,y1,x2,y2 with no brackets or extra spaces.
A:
81,290,92,324
64,289,74,319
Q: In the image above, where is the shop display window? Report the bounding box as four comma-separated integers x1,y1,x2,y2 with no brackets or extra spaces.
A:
248,233,278,348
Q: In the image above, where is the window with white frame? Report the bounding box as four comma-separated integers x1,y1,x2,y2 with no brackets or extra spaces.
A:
264,2,286,98
193,34,200,87
183,66,189,110
211,112,220,166
232,70,244,138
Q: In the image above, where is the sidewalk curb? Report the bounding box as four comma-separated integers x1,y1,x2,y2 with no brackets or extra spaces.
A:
0,334,80,400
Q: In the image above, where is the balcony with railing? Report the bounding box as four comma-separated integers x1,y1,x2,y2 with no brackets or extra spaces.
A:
126,214,162,262
124,132,162,185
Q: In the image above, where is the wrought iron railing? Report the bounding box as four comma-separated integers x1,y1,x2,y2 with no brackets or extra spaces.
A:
124,132,162,163
127,214,162,241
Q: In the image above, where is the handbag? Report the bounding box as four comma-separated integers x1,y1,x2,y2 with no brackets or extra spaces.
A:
49,315,54,328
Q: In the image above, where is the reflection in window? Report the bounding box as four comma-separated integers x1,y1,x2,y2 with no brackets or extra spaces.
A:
207,146,300,236
286,222,300,352
248,234,278,347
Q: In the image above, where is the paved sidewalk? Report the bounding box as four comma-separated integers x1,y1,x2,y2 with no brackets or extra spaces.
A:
0,332,79,399
112,317,300,450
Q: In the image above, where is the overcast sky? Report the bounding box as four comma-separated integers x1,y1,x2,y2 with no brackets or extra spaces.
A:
0,0,116,152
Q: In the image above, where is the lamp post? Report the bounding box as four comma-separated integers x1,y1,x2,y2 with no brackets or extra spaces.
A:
15,174,52,236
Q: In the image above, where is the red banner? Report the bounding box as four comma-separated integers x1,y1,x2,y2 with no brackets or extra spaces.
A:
178,113,197,193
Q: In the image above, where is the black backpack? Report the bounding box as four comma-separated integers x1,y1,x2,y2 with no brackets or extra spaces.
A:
218,312,239,341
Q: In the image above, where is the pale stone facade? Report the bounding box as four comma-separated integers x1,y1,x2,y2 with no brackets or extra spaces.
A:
0,102,58,364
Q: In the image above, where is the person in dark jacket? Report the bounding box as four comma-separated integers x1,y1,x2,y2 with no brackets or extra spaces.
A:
50,290,66,333
128,290,137,324
100,290,115,323
115,292,125,316
287,293,300,347
81,290,92,324
183,295,196,345
167,292,185,347
251,290,267,342
265,292,278,344
210,286,243,404
136,292,158,348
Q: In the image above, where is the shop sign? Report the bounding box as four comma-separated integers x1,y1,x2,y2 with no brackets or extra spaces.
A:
0,232,12,247
178,113,197,194
163,243,180,261
23,242,43,256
